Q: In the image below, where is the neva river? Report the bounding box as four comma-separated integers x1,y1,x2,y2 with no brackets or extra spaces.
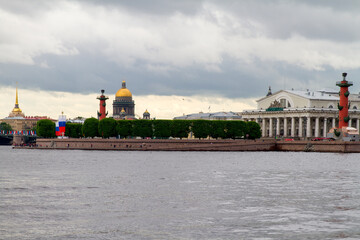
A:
1,146,360,239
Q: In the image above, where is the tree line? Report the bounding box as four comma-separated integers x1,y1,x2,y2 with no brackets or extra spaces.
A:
36,118,261,139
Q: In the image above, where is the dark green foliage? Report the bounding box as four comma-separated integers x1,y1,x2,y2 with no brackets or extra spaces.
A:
225,121,247,139
153,120,172,138
170,120,191,139
246,121,262,139
36,119,56,138
132,120,153,138
99,118,117,138
65,123,83,138
82,118,99,138
116,120,133,138
96,119,254,140
209,121,226,139
0,122,12,131
192,120,211,139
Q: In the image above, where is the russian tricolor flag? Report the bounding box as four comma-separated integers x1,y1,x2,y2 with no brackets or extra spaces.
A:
56,113,66,137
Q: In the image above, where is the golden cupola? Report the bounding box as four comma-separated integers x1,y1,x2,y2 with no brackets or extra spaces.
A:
115,80,132,98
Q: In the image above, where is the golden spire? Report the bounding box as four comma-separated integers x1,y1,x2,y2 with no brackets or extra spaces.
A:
15,82,19,105
12,82,22,113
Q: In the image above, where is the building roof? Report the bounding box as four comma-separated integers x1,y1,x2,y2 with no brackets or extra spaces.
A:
257,89,343,102
174,111,241,120
287,89,339,101
2,116,25,120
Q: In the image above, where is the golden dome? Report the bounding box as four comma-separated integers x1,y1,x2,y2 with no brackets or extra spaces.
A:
115,80,132,98
12,107,22,113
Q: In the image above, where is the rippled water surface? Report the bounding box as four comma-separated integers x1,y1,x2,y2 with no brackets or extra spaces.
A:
1,146,360,239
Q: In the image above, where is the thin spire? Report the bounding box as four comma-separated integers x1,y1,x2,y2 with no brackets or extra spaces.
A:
12,82,22,114
15,82,19,106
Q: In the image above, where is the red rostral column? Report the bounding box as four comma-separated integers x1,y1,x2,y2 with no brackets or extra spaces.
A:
336,73,353,129
97,89,109,120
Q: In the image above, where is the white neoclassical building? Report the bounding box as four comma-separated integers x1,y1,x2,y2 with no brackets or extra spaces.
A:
242,88,360,138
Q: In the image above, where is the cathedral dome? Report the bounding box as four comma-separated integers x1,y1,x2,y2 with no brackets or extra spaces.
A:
115,80,132,98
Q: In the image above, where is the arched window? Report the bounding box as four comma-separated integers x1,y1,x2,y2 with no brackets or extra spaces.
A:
328,105,333,109
353,106,358,110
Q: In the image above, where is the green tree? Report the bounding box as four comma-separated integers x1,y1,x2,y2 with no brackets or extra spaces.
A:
246,121,262,139
98,118,117,138
36,119,56,138
116,120,133,138
132,120,153,138
192,120,210,139
225,121,247,139
209,120,226,139
153,120,172,138
82,118,99,138
170,120,191,139
0,122,12,131
65,123,83,138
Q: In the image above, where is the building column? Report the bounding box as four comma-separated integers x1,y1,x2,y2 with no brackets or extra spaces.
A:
284,118,288,137
332,118,336,128
276,118,280,137
315,117,320,137
269,118,273,137
299,117,303,138
349,119,352,128
262,118,266,137
357,118,360,131
291,117,296,137
306,117,311,138
323,118,328,137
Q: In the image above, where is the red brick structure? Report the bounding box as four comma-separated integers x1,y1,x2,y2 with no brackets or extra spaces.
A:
336,73,353,128
97,90,108,120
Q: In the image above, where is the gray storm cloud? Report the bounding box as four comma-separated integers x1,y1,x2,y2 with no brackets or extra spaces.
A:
0,0,360,99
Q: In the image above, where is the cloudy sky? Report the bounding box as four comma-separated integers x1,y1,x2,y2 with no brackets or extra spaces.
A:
1,0,360,119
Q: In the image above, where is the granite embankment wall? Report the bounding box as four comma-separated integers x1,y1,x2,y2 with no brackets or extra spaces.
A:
27,138,360,152
277,141,360,153
34,138,276,151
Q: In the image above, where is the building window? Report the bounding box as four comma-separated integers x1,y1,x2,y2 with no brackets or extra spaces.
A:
329,105,333,109
353,106,358,110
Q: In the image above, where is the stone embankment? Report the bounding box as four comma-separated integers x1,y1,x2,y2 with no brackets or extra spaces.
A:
13,138,360,153
33,138,276,151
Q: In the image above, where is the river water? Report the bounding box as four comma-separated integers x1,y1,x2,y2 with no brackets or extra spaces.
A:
1,146,360,239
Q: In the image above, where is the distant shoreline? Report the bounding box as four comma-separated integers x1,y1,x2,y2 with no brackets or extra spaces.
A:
13,138,360,153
